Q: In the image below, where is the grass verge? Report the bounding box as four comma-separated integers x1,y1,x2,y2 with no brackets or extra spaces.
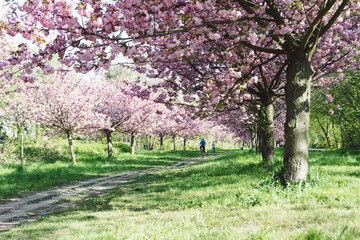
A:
1,149,360,239
0,139,208,200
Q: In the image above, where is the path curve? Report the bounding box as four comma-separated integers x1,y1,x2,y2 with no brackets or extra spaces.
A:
0,153,222,232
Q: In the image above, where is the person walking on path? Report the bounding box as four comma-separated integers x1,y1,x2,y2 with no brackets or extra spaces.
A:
200,138,206,156
212,141,215,153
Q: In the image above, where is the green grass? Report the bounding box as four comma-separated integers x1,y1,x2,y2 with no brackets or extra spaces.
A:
1,148,360,239
0,139,206,200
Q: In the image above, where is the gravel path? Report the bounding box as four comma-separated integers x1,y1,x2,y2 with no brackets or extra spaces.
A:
0,154,221,232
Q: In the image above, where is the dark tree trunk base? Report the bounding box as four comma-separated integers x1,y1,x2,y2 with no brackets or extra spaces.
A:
281,57,311,185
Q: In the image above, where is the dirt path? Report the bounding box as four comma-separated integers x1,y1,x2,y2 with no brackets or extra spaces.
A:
0,153,222,232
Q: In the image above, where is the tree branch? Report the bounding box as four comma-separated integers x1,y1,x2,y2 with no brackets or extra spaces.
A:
319,0,350,37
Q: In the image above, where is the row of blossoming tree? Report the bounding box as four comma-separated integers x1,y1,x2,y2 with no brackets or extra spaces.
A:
1,71,219,166
2,0,360,184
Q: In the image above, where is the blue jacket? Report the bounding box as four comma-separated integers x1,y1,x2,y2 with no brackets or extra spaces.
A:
200,140,206,146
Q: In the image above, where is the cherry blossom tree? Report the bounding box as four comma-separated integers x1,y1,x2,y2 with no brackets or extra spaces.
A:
212,107,256,148
157,106,201,151
178,115,208,151
4,0,360,184
25,73,107,165
151,102,175,151
209,125,232,149
151,47,285,164
116,94,157,155
1,89,32,168
94,76,137,158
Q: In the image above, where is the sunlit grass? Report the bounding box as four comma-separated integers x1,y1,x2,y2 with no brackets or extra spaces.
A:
1,148,360,239
0,139,207,200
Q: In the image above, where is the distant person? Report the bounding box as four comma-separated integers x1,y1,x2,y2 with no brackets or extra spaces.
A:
212,141,215,153
200,138,206,155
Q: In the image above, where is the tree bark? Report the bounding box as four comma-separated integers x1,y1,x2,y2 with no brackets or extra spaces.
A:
331,122,339,149
183,137,187,151
260,103,275,167
281,58,311,184
21,130,25,169
105,130,113,159
35,124,39,143
173,135,176,151
316,117,332,148
256,125,260,154
340,125,345,148
66,131,77,165
159,134,164,150
130,133,136,155
151,136,155,150
249,127,256,149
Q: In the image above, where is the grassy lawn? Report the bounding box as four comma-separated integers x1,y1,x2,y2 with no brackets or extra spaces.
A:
1,148,360,239
0,139,205,200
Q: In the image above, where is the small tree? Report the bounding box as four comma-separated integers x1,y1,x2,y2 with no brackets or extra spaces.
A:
1,90,32,169
117,94,157,155
94,77,137,158
26,73,106,165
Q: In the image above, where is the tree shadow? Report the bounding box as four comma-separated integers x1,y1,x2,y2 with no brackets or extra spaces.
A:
54,152,269,215
0,151,205,200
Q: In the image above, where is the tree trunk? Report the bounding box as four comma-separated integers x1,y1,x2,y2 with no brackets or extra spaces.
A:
21,130,25,169
151,136,155,150
316,117,332,148
183,138,187,151
331,122,339,149
258,125,263,154
340,124,345,148
105,130,113,159
130,133,136,155
35,124,39,143
281,58,312,184
173,135,176,151
260,103,275,167
159,134,163,150
66,131,76,165
249,127,256,149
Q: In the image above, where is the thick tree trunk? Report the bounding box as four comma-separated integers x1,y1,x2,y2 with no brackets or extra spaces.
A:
66,131,77,165
159,134,164,150
281,58,312,184
183,138,187,151
105,130,113,159
130,133,136,155
21,130,25,169
260,103,275,167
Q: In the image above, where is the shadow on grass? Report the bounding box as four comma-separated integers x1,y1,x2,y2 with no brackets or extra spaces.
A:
0,150,204,200
3,149,360,239
55,151,270,215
